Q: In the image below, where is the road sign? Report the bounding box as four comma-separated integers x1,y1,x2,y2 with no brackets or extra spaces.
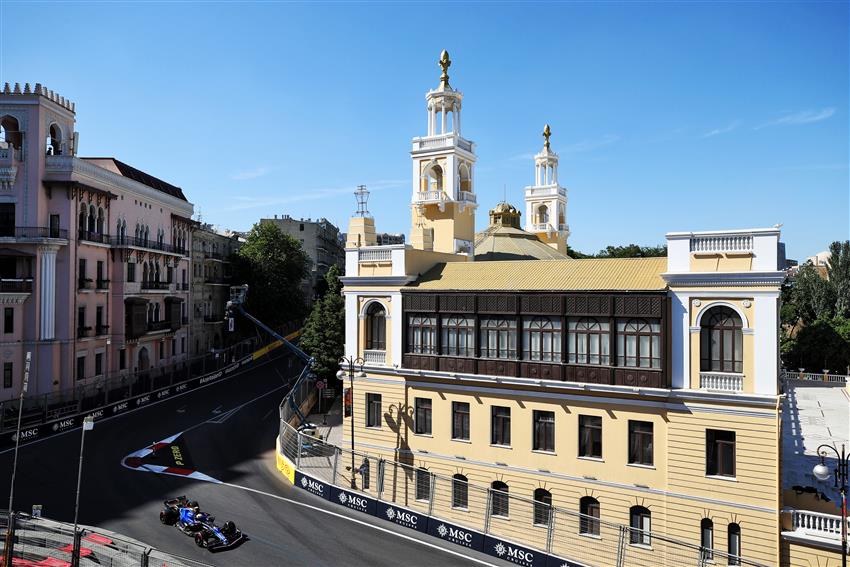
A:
322,388,335,398
316,380,326,391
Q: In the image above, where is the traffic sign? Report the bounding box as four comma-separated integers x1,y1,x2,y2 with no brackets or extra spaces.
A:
316,380,326,391
323,388,336,398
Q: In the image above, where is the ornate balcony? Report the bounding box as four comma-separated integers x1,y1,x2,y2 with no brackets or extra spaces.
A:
363,349,386,365
524,184,566,199
0,279,33,293
0,226,68,241
111,235,187,257
699,372,743,392
78,230,110,245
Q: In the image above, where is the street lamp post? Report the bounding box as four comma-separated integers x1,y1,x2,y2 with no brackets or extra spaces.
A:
337,356,365,489
71,416,94,567
4,352,30,566
813,443,850,567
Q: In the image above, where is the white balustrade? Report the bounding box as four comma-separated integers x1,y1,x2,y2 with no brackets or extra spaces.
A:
781,369,849,384
363,349,386,365
690,234,754,253
790,508,849,540
699,372,744,392
416,191,446,202
525,185,566,199
459,191,476,203
358,248,392,264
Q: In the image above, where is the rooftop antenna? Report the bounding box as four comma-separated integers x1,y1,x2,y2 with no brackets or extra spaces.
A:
503,184,507,203
354,185,371,217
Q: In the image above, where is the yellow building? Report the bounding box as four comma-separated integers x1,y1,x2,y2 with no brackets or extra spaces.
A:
337,52,815,567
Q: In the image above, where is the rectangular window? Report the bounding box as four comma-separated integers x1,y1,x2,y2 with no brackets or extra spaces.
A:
568,318,610,365
533,410,555,452
95,353,103,376
3,307,12,334
119,348,126,370
78,258,87,284
95,306,103,333
491,406,511,446
3,362,12,388
415,468,431,501
49,214,60,238
366,393,382,428
167,267,173,284
617,319,661,369
414,397,432,435
0,204,13,236
480,318,517,359
171,338,176,357
579,415,603,459
407,315,436,354
706,429,736,477
77,306,85,330
181,337,186,353
440,316,475,356
127,263,136,282
451,475,468,509
452,401,470,440
76,356,86,381
523,317,562,362
96,260,104,283
159,341,164,360
628,421,654,466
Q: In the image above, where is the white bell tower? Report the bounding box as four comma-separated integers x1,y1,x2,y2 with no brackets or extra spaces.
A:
524,124,569,254
410,50,477,256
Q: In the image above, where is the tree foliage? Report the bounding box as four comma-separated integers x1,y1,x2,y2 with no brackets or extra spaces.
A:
781,240,850,373
567,243,667,259
300,264,345,382
231,223,310,332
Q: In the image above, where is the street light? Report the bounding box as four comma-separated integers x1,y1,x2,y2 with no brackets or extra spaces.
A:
337,356,365,489
71,415,94,567
813,443,849,567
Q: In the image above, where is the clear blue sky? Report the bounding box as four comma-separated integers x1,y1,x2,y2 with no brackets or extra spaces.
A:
2,1,847,260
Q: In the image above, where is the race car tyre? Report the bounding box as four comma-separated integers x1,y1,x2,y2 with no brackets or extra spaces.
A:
159,509,177,525
194,532,207,548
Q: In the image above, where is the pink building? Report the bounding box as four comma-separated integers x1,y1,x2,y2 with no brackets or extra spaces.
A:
0,82,193,400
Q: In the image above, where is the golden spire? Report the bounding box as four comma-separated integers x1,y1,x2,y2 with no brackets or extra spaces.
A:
439,49,451,88
543,124,551,150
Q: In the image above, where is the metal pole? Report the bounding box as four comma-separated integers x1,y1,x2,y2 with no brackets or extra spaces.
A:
842,444,847,567
350,364,355,489
5,352,31,564
72,416,94,567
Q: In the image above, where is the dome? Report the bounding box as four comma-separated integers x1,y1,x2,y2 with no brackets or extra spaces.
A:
474,202,569,261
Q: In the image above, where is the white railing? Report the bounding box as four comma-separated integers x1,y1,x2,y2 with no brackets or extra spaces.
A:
699,372,744,392
413,134,472,153
525,185,566,198
459,191,476,203
416,190,447,202
781,369,848,384
533,223,551,232
558,223,569,232
363,349,386,365
357,248,392,263
789,508,849,539
690,234,753,253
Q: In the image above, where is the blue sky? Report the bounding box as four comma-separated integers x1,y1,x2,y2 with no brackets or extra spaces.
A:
2,1,847,260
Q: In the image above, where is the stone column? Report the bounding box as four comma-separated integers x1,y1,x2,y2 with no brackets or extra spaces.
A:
38,244,60,340
441,103,447,134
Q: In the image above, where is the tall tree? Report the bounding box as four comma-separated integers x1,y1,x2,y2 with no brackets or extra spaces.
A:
232,223,310,332
300,264,345,383
827,240,850,317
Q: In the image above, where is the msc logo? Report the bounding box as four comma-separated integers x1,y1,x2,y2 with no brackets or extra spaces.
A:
300,476,324,495
12,427,39,442
157,389,170,398
339,493,368,510
136,395,151,406
493,541,534,566
385,507,417,527
51,418,75,432
437,524,473,545
176,383,188,392
87,410,104,420
113,402,128,413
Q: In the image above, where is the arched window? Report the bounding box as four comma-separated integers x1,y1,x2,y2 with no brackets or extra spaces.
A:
617,319,661,369
490,481,509,518
579,496,600,536
440,315,474,356
533,488,552,526
480,317,517,359
568,318,610,365
700,518,714,561
46,123,62,155
727,523,741,565
523,316,562,362
0,116,21,149
422,163,444,194
135,224,140,240
537,205,549,225
142,262,149,284
407,314,436,354
96,208,104,235
629,506,651,546
144,226,149,246
700,306,743,373
451,474,468,509
365,302,386,351
458,163,471,193
88,205,96,233
154,263,160,282
153,303,160,322
78,204,87,236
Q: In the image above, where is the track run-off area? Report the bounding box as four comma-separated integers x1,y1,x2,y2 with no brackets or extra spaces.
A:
0,352,502,566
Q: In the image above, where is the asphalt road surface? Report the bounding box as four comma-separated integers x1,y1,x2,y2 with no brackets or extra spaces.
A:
0,352,502,566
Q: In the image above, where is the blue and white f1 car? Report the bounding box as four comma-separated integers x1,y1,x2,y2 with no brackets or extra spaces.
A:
159,496,245,551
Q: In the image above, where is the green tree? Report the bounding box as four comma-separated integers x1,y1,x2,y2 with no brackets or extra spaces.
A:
567,243,667,259
300,264,345,382
790,263,835,325
827,240,850,317
232,223,310,331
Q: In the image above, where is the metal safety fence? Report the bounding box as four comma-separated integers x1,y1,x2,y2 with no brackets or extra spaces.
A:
1,511,210,567
277,379,771,567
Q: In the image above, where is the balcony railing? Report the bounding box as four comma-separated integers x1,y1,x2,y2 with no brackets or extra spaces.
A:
180,282,189,291
77,326,92,339
532,222,569,233
788,508,850,540
358,248,393,263
525,184,567,199
0,279,33,293
690,234,753,254
781,369,848,384
111,235,187,256
0,226,68,240
95,325,109,337
78,278,93,290
78,230,110,245
699,372,744,392
458,191,476,203
147,320,171,332
416,190,447,203
363,349,386,365
95,279,110,290
140,281,170,291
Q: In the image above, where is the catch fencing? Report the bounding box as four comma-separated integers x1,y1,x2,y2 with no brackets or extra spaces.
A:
278,375,770,567
1,511,210,567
